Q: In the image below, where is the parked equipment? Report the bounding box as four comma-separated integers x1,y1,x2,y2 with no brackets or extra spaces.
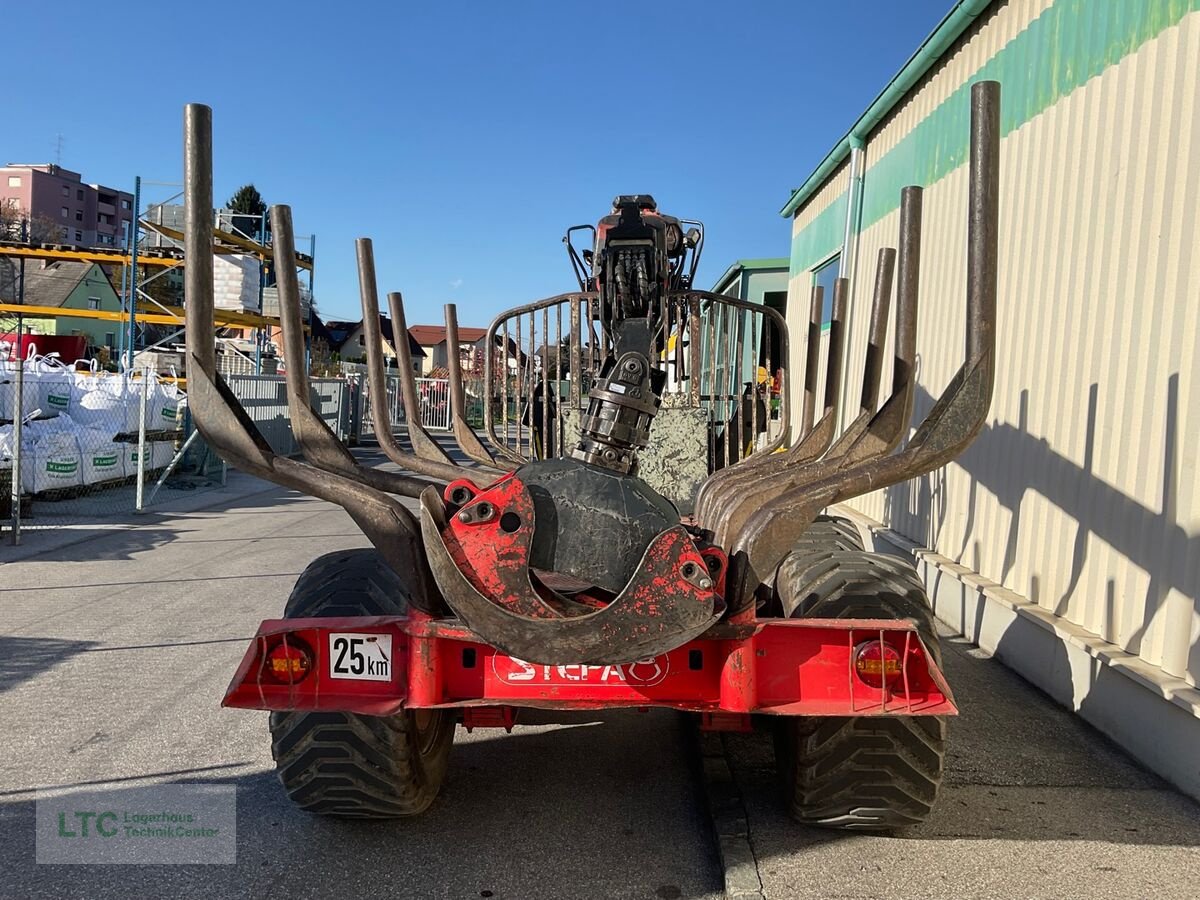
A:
201,81,1001,829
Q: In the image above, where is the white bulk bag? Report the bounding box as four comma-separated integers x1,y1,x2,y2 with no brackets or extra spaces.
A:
0,350,49,421
23,429,83,494
137,374,183,431
27,412,79,439
70,359,106,403
126,440,175,474
73,372,140,436
0,423,14,465
151,377,185,430
31,355,74,415
76,426,127,483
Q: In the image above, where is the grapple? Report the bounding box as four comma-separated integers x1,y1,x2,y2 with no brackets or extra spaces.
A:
191,82,1000,704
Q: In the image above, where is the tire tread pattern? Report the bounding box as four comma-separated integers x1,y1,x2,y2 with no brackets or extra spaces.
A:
268,550,454,818
773,548,946,831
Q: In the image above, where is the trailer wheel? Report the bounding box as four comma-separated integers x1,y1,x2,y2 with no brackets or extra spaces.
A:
772,550,946,831
268,549,454,818
768,515,865,615
788,513,865,556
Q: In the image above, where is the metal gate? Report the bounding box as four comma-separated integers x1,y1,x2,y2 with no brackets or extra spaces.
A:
415,377,451,430
350,365,453,437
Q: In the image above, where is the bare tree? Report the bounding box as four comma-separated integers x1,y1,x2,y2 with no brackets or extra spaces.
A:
0,205,67,243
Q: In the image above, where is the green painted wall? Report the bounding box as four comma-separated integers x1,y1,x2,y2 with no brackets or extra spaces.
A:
790,0,1200,275
789,190,846,276
55,270,123,348
0,264,122,349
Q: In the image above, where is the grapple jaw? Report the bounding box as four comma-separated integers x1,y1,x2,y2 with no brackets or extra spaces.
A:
181,103,730,660
419,475,725,665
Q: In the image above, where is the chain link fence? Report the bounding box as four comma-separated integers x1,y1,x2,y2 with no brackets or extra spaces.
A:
3,357,351,540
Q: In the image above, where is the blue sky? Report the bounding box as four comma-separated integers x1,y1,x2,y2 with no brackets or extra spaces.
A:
4,0,950,327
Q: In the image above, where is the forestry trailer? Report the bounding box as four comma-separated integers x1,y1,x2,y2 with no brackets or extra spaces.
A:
198,81,1001,830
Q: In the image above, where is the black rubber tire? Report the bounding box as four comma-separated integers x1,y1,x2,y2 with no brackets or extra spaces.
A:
771,515,866,616
269,549,455,818
791,513,866,555
772,549,946,831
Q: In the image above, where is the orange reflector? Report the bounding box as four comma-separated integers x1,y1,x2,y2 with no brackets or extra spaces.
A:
853,640,902,689
264,638,313,684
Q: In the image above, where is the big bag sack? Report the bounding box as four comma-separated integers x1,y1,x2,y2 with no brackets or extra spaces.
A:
22,427,83,494
31,353,74,415
76,425,128,483
73,370,140,436
0,347,51,421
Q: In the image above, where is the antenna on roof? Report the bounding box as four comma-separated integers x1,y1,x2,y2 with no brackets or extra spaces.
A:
54,134,64,167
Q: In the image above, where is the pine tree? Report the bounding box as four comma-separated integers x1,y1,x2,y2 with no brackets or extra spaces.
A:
226,184,268,241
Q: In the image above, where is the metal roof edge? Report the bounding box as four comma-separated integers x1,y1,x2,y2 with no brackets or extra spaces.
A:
711,257,790,293
779,0,994,218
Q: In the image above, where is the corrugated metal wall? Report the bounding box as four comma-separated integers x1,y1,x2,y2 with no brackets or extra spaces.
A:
785,159,848,430
787,0,1200,687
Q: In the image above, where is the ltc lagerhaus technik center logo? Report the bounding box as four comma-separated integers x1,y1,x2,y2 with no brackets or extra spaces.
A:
35,784,236,865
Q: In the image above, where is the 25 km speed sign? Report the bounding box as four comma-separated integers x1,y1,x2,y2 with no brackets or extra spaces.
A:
328,633,393,682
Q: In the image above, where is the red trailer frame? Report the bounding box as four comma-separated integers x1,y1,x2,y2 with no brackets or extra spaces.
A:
223,612,956,730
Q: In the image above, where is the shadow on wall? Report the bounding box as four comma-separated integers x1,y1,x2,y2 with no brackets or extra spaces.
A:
881,376,1198,675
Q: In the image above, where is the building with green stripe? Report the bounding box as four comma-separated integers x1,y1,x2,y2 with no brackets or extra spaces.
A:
782,0,1199,797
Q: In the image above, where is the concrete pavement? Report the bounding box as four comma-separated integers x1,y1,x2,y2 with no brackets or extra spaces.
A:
0,485,721,899
723,630,1200,899
1,477,1198,898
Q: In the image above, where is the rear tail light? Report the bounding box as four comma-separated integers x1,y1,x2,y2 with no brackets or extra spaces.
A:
853,639,902,689
264,638,314,684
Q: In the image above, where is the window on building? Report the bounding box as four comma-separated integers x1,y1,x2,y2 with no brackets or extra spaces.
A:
61,226,69,239
760,290,787,371
75,210,83,221
7,175,20,187
74,230,83,242
812,255,840,325
76,189,84,201
105,332,115,348
61,185,70,197
88,297,101,310
61,206,69,218
358,334,365,346
120,199,131,210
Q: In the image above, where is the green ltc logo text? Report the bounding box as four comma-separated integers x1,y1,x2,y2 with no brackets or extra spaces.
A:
58,811,118,838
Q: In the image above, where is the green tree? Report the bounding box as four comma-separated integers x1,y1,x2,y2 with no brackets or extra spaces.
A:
226,184,267,241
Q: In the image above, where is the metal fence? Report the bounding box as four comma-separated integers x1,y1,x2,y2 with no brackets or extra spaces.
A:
341,363,456,440
225,374,350,455
3,363,351,540
482,292,789,471
415,377,451,430
3,360,197,536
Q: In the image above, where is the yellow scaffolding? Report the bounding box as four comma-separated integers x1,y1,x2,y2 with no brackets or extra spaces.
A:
0,302,286,331
0,231,313,270
2,205,313,361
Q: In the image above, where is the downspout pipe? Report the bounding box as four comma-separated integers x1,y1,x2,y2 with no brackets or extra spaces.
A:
836,137,866,430
780,0,993,218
